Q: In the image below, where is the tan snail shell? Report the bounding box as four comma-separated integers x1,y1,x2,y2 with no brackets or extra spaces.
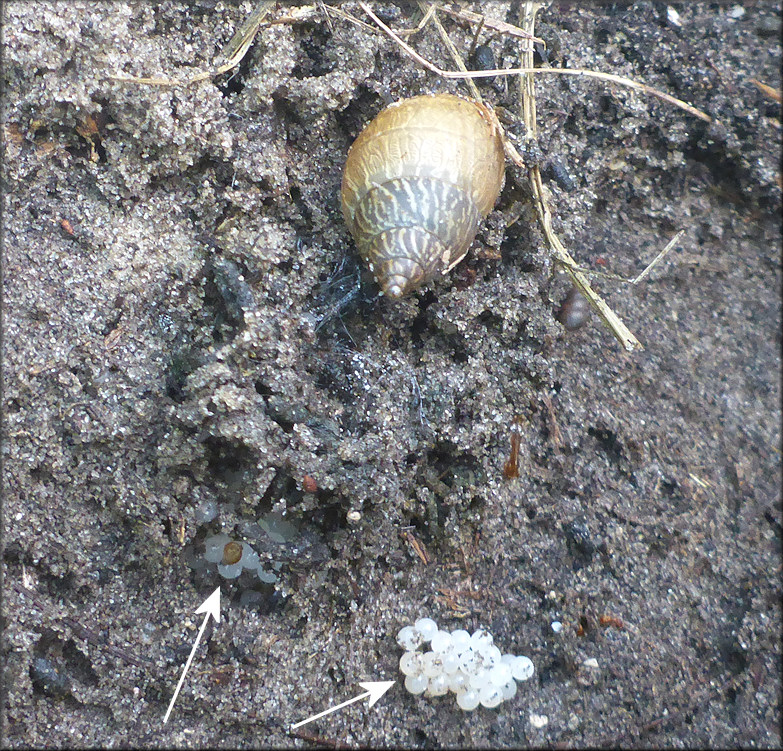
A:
341,93,506,299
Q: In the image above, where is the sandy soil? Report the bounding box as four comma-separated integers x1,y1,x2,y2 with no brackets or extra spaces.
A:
3,1,781,747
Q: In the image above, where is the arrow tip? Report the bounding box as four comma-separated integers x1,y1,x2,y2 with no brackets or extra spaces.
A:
195,587,221,623
358,680,395,707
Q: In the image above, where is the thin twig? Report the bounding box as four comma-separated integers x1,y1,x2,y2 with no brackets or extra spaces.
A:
749,78,782,103
417,1,481,103
515,3,643,351
435,4,543,44
358,2,710,123
545,230,686,284
631,230,684,285
399,3,437,39
320,3,378,34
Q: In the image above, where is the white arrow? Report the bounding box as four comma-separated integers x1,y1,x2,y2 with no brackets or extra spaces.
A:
290,681,395,730
163,587,221,724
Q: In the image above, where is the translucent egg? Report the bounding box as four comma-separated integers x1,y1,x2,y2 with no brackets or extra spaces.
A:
456,688,480,711
501,679,517,701
480,645,502,670
470,629,493,651
441,649,460,674
468,668,492,692
421,652,442,678
399,651,422,677
397,625,422,651
450,629,471,654
239,520,263,538
424,674,449,697
414,617,438,642
204,534,232,563
458,648,480,675
404,674,428,694
489,663,513,687
257,567,277,583
217,560,243,579
501,653,516,666
259,512,298,543
239,543,260,570
479,684,504,708
512,656,535,681
194,499,219,524
447,670,469,694
430,630,453,653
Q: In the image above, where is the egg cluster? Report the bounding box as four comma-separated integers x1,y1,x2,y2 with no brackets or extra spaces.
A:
203,533,278,583
397,618,534,711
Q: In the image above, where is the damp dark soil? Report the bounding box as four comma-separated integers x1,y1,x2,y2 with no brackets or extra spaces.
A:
3,2,781,747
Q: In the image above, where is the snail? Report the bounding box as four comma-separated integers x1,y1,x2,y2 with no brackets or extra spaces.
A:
341,93,506,299
556,284,591,330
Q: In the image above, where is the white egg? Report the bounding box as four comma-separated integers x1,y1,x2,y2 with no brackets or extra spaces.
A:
512,656,535,681
457,688,480,711
414,617,438,642
404,674,428,694
396,625,422,651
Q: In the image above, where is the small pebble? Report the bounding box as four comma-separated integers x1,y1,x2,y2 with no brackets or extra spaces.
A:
551,621,563,633
530,712,549,729
30,657,70,697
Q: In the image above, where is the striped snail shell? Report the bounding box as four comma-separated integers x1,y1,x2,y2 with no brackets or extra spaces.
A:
341,93,506,299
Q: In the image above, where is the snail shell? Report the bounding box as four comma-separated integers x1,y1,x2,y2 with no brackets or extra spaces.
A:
341,93,506,299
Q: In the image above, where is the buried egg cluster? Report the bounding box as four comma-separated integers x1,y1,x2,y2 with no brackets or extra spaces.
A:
397,618,534,711
183,498,319,609
203,534,278,583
